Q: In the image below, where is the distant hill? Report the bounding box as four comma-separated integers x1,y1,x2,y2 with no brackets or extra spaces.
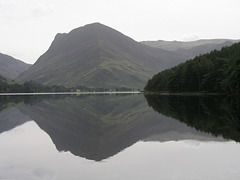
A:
141,39,239,51
17,23,185,89
0,53,31,79
145,42,240,95
142,39,239,60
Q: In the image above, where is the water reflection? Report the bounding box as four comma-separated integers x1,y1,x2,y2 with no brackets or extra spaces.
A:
0,94,237,161
0,96,31,133
145,95,240,142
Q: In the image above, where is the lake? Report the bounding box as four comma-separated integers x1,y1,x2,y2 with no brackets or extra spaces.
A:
0,93,240,180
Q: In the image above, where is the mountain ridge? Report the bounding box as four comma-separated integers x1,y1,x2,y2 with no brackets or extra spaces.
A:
141,39,240,51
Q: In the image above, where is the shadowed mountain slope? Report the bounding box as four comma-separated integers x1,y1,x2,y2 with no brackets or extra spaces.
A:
0,53,31,79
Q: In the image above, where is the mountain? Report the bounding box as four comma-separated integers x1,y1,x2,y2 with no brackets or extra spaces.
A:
145,42,240,95
0,53,31,79
17,23,185,89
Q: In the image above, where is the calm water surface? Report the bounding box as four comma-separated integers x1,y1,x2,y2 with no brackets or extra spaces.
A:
0,94,240,180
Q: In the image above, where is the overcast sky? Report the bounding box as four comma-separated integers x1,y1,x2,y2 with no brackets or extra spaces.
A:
0,0,239,64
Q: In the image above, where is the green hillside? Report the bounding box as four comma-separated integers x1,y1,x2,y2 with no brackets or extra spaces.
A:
145,42,240,95
17,23,185,89
0,75,15,84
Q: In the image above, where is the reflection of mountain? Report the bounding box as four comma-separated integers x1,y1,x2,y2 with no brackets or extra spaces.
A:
145,95,240,142
0,95,60,134
0,107,30,134
17,94,158,161
14,94,223,161
0,96,31,134
1,94,231,161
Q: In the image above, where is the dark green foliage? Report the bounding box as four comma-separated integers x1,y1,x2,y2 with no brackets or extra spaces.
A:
145,95,240,142
0,76,69,93
145,42,240,96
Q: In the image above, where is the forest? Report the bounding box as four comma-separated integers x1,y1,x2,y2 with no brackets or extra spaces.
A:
145,42,240,96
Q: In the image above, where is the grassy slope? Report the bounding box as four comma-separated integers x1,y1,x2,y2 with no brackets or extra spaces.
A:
0,75,21,85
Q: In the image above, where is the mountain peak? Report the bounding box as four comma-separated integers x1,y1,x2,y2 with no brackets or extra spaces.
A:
84,22,103,27
16,23,185,88
54,23,107,40
69,22,111,33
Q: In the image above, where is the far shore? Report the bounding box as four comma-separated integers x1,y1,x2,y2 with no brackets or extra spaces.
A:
0,91,230,97
0,91,141,96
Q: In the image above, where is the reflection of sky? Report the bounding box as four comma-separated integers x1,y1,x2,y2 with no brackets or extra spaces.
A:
0,122,240,180
183,140,201,148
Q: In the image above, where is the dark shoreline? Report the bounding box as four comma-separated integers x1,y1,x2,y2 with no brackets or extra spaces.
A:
0,91,141,96
143,91,227,96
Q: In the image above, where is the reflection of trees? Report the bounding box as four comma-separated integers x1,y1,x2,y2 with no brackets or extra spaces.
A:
145,95,240,142
0,95,69,111
0,96,25,111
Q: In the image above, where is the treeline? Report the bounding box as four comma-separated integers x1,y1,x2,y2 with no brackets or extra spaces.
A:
145,42,240,95
0,76,135,93
0,79,69,93
75,85,135,92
